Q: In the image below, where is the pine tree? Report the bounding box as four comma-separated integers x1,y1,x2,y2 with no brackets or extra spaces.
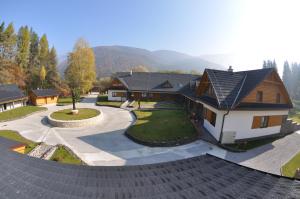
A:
0,22,17,61
65,38,96,110
272,59,277,71
39,34,49,68
282,61,292,94
46,46,60,87
16,26,31,69
263,60,267,68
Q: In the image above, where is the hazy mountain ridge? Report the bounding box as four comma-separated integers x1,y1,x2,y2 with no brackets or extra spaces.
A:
58,45,224,77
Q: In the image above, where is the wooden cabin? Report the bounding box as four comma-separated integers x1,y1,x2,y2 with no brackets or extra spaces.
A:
30,89,59,106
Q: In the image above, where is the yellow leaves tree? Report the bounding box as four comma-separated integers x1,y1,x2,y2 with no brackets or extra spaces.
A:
65,38,96,110
39,65,46,88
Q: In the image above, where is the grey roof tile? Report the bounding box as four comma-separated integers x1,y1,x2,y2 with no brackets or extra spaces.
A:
0,84,26,103
0,137,298,198
31,89,58,97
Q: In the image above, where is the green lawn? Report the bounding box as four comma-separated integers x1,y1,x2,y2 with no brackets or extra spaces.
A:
0,106,47,122
50,108,100,120
133,101,182,109
225,137,279,151
282,151,300,178
127,110,197,142
289,100,300,123
0,130,38,154
96,95,122,107
57,97,82,106
51,145,82,165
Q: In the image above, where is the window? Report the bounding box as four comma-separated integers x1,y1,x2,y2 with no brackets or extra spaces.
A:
260,116,269,128
276,93,281,103
51,97,54,100
112,92,117,97
203,107,216,127
256,91,263,102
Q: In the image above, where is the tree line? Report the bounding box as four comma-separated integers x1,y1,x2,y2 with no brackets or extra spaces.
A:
0,21,69,94
282,61,300,100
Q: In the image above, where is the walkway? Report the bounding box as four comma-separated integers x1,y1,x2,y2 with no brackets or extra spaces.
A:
0,94,299,174
0,94,222,166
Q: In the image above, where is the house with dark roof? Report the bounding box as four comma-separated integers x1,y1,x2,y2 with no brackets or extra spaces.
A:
108,72,201,101
0,84,27,112
29,89,59,106
187,67,293,143
109,68,293,143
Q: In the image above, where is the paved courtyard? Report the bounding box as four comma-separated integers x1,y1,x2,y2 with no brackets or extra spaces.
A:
0,94,299,175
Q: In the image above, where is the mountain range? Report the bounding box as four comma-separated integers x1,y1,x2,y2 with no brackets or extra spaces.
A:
58,45,225,77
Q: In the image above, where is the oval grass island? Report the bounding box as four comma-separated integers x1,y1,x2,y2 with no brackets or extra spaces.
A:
126,109,198,147
48,108,102,128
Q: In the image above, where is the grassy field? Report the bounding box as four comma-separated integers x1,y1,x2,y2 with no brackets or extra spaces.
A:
282,152,300,178
0,130,38,154
0,106,47,122
50,108,100,120
96,95,122,107
51,145,82,165
127,110,197,142
133,101,182,109
288,100,300,123
57,97,82,106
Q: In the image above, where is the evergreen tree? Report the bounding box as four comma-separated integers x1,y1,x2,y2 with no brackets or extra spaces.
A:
39,34,49,68
282,61,292,94
0,22,17,61
263,60,267,68
272,59,277,71
16,26,31,69
65,38,96,110
46,46,60,87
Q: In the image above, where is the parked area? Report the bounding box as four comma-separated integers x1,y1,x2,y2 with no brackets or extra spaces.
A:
128,110,197,144
0,106,47,122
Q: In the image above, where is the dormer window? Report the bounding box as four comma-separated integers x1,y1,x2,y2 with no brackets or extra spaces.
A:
276,93,281,103
256,91,263,102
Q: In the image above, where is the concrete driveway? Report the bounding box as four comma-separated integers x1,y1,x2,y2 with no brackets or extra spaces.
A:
0,94,221,166
0,94,299,175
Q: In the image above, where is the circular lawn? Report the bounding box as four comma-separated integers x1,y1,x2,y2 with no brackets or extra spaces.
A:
50,108,100,121
126,110,198,146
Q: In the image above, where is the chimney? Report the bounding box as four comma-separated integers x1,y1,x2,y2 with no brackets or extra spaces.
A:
228,66,233,72
130,70,133,76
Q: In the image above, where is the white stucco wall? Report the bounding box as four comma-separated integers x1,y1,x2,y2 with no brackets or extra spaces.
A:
0,100,25,112
223,109,289,141
200,101,289,143
108,90,127,101
202,103,226,141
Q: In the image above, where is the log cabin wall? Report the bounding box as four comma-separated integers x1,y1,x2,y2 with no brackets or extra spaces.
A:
241,71,290,104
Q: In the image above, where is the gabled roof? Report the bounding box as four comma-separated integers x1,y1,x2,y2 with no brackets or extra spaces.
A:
115,72,201,93
0,137,299,198
31,89,58,97
0,84,26,104
201,68,292,109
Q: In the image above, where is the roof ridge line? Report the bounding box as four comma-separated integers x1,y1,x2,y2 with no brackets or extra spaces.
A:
206,70,223,108
231,73,248,109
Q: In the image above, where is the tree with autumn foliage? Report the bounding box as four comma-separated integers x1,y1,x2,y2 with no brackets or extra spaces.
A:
65,38,96,110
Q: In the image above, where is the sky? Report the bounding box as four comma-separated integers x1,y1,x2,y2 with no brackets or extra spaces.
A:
1,0,300,74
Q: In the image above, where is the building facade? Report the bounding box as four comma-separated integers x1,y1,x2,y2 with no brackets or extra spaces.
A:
29,89,59,106
0,84,27,112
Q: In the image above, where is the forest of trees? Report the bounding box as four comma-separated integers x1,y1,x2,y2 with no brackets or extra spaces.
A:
0,21,69,95
282,61,300,100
